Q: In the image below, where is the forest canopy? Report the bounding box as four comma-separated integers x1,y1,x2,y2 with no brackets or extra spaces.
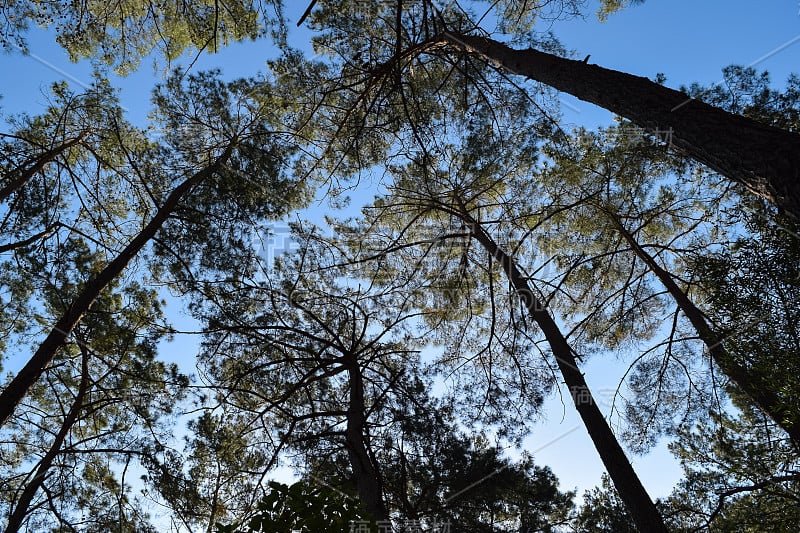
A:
0,1,798,532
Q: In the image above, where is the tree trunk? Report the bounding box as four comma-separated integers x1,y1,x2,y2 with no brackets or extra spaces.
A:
0,133,87,203
5,347,91,533
441,31,800,219
344,357,390,523
461,211,668,533
0,143,236,429
605,208,800,447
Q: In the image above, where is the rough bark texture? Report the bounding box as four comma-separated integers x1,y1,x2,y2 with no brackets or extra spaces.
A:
464,213,668,533
0,143,235,429
344,357,390,523
442,31,800,219
608,210,800,447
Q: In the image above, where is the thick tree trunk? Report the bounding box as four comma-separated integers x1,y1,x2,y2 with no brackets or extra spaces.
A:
441,31,800,219
0,143,236,429
344,359,390,523
606,210,800,447
462,212,668,533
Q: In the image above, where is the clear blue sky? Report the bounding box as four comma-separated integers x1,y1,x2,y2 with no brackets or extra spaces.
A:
1,0,798,510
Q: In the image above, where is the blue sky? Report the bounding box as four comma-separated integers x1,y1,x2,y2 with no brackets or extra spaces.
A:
1,0,798,513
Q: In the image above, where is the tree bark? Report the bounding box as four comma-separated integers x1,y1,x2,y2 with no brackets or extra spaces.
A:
0,143,236,429
440,31,800,219
344,356,390,523
461,211,668,533
605,209,800,447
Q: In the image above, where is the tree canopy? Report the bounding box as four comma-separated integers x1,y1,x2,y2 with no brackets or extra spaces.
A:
1,1,799,531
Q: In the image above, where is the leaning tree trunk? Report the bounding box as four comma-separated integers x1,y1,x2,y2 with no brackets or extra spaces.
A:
441,31,800,219
605,208,800,448
0,132,87,203
5,347,91,533
0,142,236,429
461,210,668,533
